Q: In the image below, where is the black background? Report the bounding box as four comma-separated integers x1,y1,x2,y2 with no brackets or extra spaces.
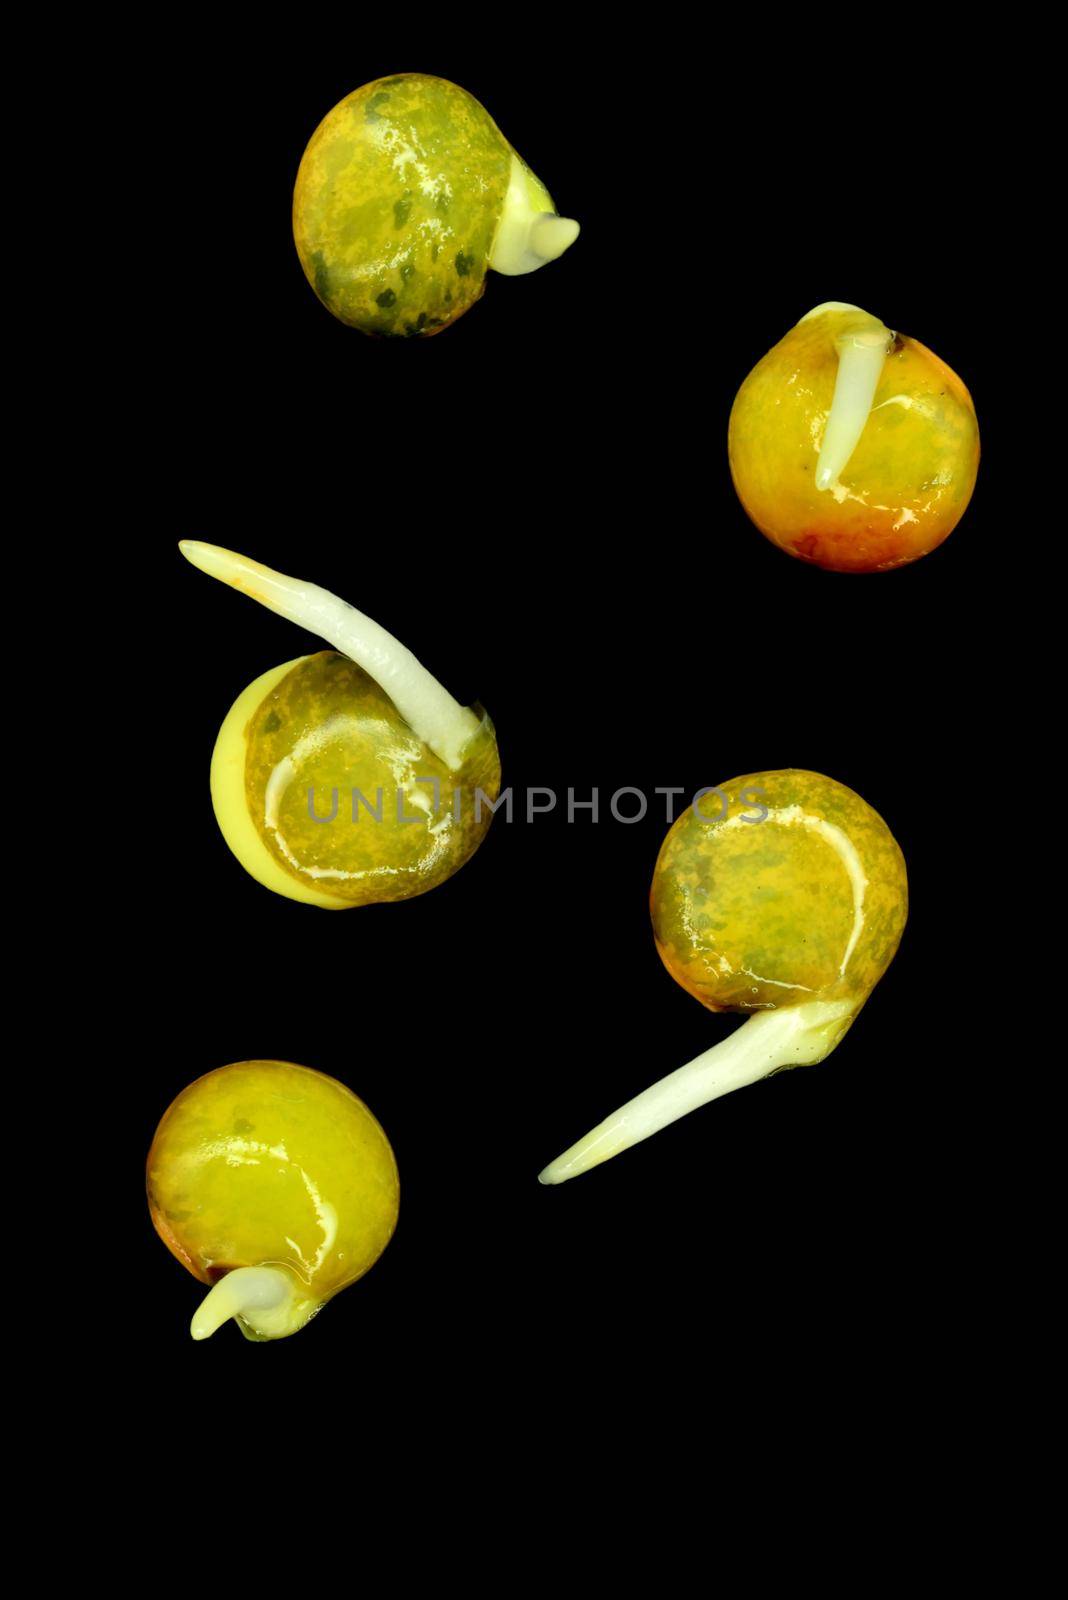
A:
125,22,1006,1396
